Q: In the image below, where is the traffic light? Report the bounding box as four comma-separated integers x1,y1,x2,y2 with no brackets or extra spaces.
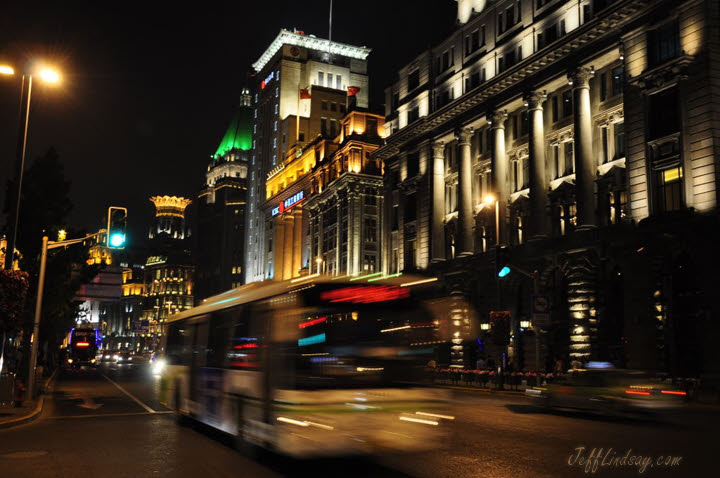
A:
106,207,127,249
495,245,511,278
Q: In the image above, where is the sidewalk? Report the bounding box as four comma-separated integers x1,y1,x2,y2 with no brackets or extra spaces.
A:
0,369,57,430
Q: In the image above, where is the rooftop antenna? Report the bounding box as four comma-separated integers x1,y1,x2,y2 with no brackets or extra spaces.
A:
329,0,333,44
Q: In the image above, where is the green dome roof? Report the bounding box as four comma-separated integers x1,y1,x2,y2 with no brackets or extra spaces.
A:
213,103,253,159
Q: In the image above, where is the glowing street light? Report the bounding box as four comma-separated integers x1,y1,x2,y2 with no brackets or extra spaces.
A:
38,67,61,84
2,62,64,269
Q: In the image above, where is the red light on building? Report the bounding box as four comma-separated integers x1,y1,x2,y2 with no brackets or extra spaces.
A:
320,286,410,304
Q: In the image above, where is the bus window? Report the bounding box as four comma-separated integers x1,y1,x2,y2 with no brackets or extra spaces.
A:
276,302,436,390
167,323,193,365
226,306,261,370
207,309,235,368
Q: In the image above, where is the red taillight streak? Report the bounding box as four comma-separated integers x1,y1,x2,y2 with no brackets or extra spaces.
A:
299,317,327,329
625,390,650,396
320,286,410,304
234,343,258,349
75,342,90,347
661,390,687,396
230,362,258,368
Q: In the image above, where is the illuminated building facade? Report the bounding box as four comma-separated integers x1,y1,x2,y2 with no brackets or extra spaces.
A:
195,88,252,299
266,110,386,279
119,264,145,350
74,230,122,339
377,0,720,375
245,28,371,282
144,196,194,340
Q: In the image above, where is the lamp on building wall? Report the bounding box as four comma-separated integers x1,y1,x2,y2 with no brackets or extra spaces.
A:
483,194,500,245
315,257,324,274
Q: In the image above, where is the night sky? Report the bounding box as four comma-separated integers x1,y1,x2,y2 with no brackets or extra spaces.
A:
0,0,455,244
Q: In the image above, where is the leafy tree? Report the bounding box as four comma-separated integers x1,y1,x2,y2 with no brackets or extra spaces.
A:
3,148,97,372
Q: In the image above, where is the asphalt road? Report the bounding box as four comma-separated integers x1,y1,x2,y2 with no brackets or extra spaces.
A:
0,364,715,477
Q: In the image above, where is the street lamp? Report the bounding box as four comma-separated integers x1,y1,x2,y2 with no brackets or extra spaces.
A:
1,62,62,270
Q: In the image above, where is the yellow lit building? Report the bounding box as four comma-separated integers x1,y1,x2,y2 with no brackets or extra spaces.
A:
264,110,386,279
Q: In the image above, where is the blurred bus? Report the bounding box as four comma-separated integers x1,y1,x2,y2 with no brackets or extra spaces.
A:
158,275,472,458
68,326,100,368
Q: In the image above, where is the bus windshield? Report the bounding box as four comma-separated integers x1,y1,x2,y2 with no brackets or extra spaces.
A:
276,302,436,390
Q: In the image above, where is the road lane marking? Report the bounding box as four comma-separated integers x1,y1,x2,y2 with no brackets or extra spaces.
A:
47,411,173,420
101,373,157,413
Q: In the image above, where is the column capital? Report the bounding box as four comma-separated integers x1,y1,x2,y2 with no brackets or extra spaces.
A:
568,66,594,88
432,140,445,157
487,110,508,128
523,91,547,110
456,127,474,145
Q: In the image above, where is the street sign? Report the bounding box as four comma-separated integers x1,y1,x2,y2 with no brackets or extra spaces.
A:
532,294,551,327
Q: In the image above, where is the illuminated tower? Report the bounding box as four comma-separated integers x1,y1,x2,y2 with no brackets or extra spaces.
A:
144,195,194,343
149,195,192,241
195,87,252,299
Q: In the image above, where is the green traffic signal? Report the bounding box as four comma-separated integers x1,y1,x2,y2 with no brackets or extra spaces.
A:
107,206,128,249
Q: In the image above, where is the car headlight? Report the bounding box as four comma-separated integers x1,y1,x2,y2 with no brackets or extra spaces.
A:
128,357,133,361
113,355,119,361
68,358,74,363
91,359,96,363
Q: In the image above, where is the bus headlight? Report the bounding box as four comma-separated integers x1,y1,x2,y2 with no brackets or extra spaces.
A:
152,359,166,376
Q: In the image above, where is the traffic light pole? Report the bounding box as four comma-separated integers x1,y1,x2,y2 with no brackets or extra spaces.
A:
26,231,101,399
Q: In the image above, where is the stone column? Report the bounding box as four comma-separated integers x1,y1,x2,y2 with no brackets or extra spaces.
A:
431,141,446,262
292,208,303,277
273,216,285,280
457,128,474,255
489,110,508,244
283,213,294,280
525,91,550,239
569,67,597,228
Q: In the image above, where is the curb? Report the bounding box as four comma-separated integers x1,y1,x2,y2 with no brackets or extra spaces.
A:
0,368,58,431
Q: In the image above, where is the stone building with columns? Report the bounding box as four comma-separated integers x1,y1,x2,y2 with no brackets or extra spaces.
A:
376,0,720,378
265,110,386,279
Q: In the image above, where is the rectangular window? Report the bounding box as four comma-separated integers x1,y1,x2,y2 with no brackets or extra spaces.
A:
600,72,607,101
553,146,560,178
656,166,684,213
562,90,573,118
404,193,417,222
601,127,609,164
330,119,337,137
336,74,342,89
520,110,529,136
318,71,324,86
614,122,625,159
321,100,328,110
321,117,327,136
407,70,420,91
407,105,420,123
649,88,680,139
330,102,337,111
552,96,558,122
611,66,624,96
406,152,420,178
564,142,574,175
649,20,681,66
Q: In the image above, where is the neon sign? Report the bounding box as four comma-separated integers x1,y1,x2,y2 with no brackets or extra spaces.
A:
261,71,275,90
271,190,305,216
